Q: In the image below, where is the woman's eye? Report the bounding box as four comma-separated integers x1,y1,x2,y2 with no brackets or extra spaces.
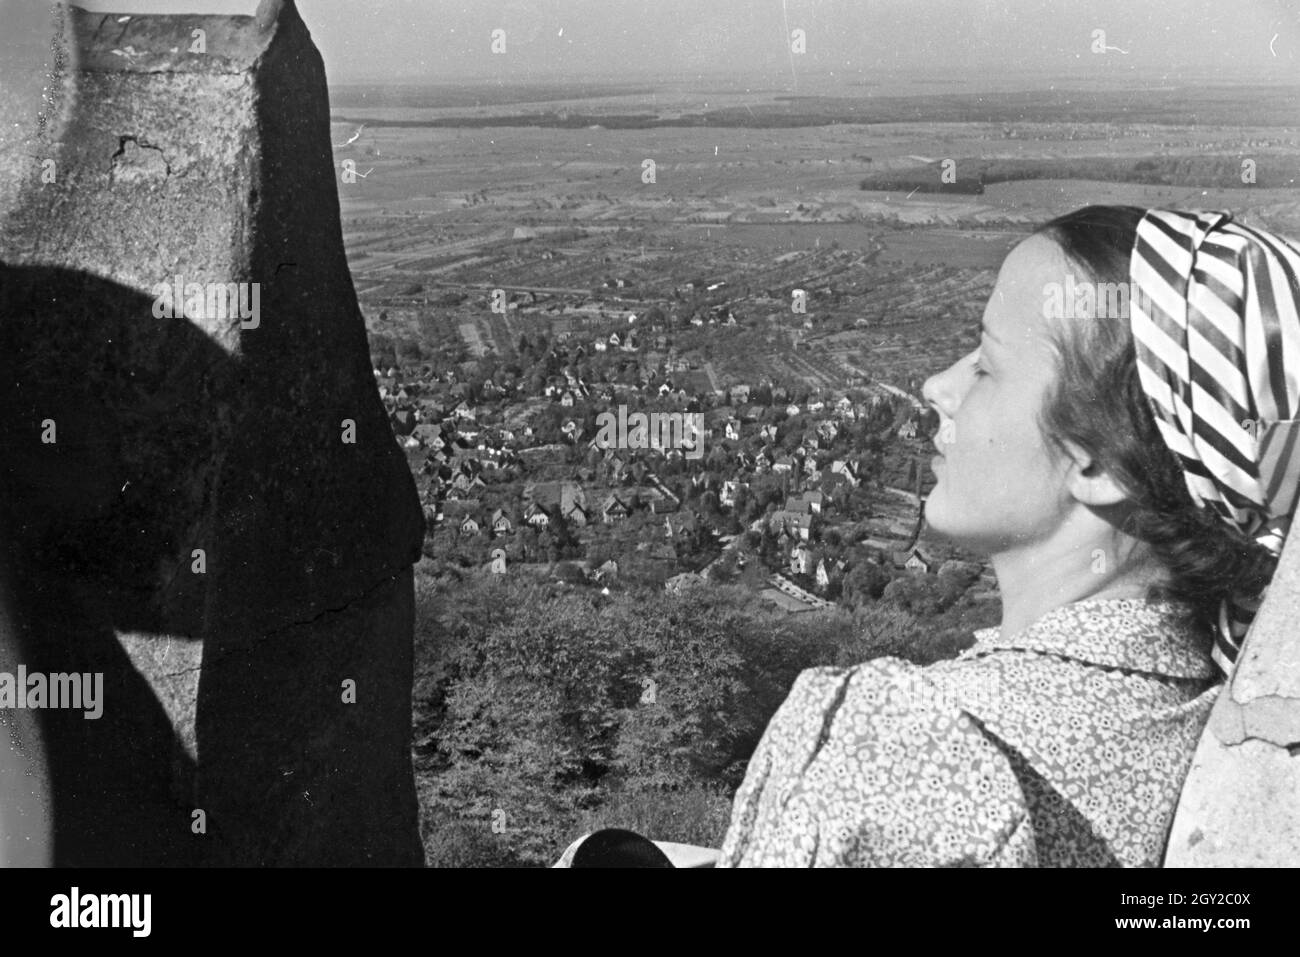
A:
970,354,988,377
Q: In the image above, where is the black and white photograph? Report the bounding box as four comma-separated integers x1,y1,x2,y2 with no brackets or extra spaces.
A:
1,0,1296,933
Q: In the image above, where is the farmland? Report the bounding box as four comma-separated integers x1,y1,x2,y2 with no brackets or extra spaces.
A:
335,81,1300,397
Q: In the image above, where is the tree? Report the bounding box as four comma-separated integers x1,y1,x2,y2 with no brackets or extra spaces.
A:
881,573,943,616
841,562,891,609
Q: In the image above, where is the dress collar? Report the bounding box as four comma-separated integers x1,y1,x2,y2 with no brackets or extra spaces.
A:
965,597,1217,680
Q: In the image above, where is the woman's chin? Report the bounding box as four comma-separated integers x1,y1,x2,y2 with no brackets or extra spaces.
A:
922,487,971,545
922,487,953,534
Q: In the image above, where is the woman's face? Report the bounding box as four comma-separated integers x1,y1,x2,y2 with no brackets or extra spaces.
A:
922,235,1077,553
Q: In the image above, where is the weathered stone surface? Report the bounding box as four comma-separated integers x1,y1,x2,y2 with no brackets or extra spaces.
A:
1,1,423,865
1165,513,1300,866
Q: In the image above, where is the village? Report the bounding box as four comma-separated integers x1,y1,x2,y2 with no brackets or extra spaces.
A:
335,116,1020,622
374,318,995,616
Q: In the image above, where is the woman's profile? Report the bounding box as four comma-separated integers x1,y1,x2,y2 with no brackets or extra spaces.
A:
561,204,1300,867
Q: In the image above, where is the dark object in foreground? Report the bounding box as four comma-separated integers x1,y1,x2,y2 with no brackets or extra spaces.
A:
569,829,676,868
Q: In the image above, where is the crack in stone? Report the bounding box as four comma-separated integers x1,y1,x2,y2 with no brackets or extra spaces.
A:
259,567,407,639
109,135,172,179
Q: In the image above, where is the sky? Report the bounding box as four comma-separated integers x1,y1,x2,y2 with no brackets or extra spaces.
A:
16,0,1300,85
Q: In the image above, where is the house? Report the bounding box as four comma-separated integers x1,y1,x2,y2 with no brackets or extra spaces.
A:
560,390,576,407
831,459,861,488
724,418,742,441
602,494,633,524
790,543,812,576
413,424,443,449
898,418,918,440
609,331,622,347
664,511,698,539
892,547,934,574
649,495,678,515
721,480,741,507
730,385,751,405
459,515,481,537
390,408,417,436
815,559,831,591
760,423,779,443
817,420,838,442
773,456,795,474
604,455,627,483
593,559,619,583
490,508,513,535
803,490,825,514
786,404,801,417
523,502,551,528
769,510,813,542
564,500,590,527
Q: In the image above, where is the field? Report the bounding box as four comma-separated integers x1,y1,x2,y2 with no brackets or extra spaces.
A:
335,81,1300,395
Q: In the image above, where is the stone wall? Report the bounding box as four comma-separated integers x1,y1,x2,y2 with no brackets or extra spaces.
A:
0,0,424,865
1165,525,1300,866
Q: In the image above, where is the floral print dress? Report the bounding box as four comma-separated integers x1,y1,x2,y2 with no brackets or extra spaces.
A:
717,598,1221,867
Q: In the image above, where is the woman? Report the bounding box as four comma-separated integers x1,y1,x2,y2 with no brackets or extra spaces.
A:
717,206,1300,867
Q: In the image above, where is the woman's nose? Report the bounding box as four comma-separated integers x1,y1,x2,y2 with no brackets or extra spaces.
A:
922,354,969,420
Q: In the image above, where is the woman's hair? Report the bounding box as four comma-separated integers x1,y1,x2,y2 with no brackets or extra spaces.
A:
1032,205,1276,627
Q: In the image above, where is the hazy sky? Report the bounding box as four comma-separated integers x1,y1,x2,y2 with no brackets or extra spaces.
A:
47,0,1300,84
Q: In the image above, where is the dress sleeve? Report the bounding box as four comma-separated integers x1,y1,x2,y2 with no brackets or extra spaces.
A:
717,661,1037,867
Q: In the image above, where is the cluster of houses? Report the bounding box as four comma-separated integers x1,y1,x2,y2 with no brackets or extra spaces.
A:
782,542,935,593
380,342,955,603
437,475,688,540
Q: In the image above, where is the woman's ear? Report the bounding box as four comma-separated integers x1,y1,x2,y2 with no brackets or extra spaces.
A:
1060,439,1128,508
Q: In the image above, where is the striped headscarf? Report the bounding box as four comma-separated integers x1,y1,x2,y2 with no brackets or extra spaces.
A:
1129,209,1300,676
